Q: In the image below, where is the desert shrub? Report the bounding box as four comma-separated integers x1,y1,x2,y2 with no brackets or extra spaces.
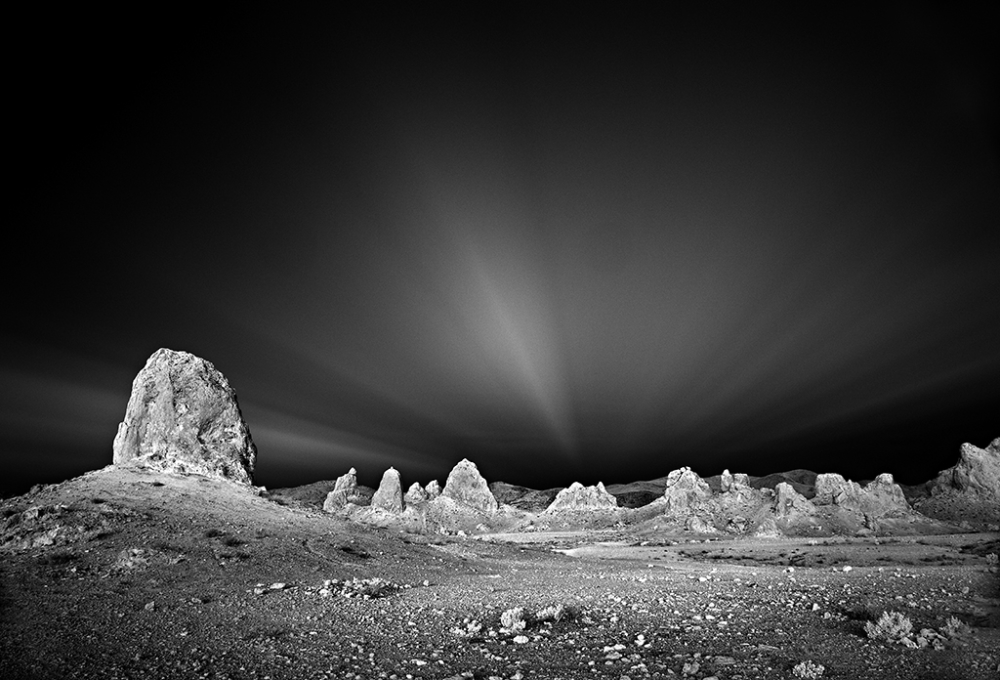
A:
986,553,998,566
535,604,566,622
500,607,527,633
940,615,970,638
203,528,225,538
451,619,483,638
865,611,913,643
792,660,825,679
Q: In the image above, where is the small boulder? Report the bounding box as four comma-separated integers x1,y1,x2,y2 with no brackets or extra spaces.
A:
112,348,256,484
371,468,404,513
441,459,497,513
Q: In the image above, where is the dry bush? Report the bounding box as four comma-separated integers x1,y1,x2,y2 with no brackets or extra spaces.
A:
865,611,913,643
940,615,970,638
792,660,825,679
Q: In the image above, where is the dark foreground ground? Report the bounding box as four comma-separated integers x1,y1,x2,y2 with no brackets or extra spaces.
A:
2,469,998,679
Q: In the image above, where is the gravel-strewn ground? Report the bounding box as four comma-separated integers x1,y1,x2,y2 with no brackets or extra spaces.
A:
2,468,998,679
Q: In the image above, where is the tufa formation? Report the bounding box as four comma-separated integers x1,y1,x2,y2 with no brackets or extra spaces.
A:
112,349,256,484
442,459,498,513
371,468,404,513
546,482,619,512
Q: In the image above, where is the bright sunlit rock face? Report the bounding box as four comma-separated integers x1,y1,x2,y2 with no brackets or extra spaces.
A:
112,349,256,485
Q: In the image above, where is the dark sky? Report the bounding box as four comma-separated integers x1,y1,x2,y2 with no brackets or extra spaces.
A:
5,6,998,496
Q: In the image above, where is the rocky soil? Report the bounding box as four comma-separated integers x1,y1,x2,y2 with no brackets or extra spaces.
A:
2,467,998,680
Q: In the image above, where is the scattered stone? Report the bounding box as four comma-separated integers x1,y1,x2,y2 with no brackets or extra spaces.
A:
112,348,257,484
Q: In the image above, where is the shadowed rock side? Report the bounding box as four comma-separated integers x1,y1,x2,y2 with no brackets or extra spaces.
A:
112,348,256,484
489,482,561,512
441,459,498,513
546,482,618,512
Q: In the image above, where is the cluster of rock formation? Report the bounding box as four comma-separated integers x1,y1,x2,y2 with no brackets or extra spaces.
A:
545,482,618,512
323,459,498,518
109,349,997,536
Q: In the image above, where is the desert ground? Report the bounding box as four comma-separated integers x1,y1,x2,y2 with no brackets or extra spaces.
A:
2,467,997,680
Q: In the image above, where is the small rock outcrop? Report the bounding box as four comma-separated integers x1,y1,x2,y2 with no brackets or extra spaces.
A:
371,468,404,513
662,467,711,512
323,468,362,511
441,459,497,513
546,482,618,512
112,348,256,484
932,439,1000,500
425,480,442,498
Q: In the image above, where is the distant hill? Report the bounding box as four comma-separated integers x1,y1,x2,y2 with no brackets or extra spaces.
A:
747,469,818,498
